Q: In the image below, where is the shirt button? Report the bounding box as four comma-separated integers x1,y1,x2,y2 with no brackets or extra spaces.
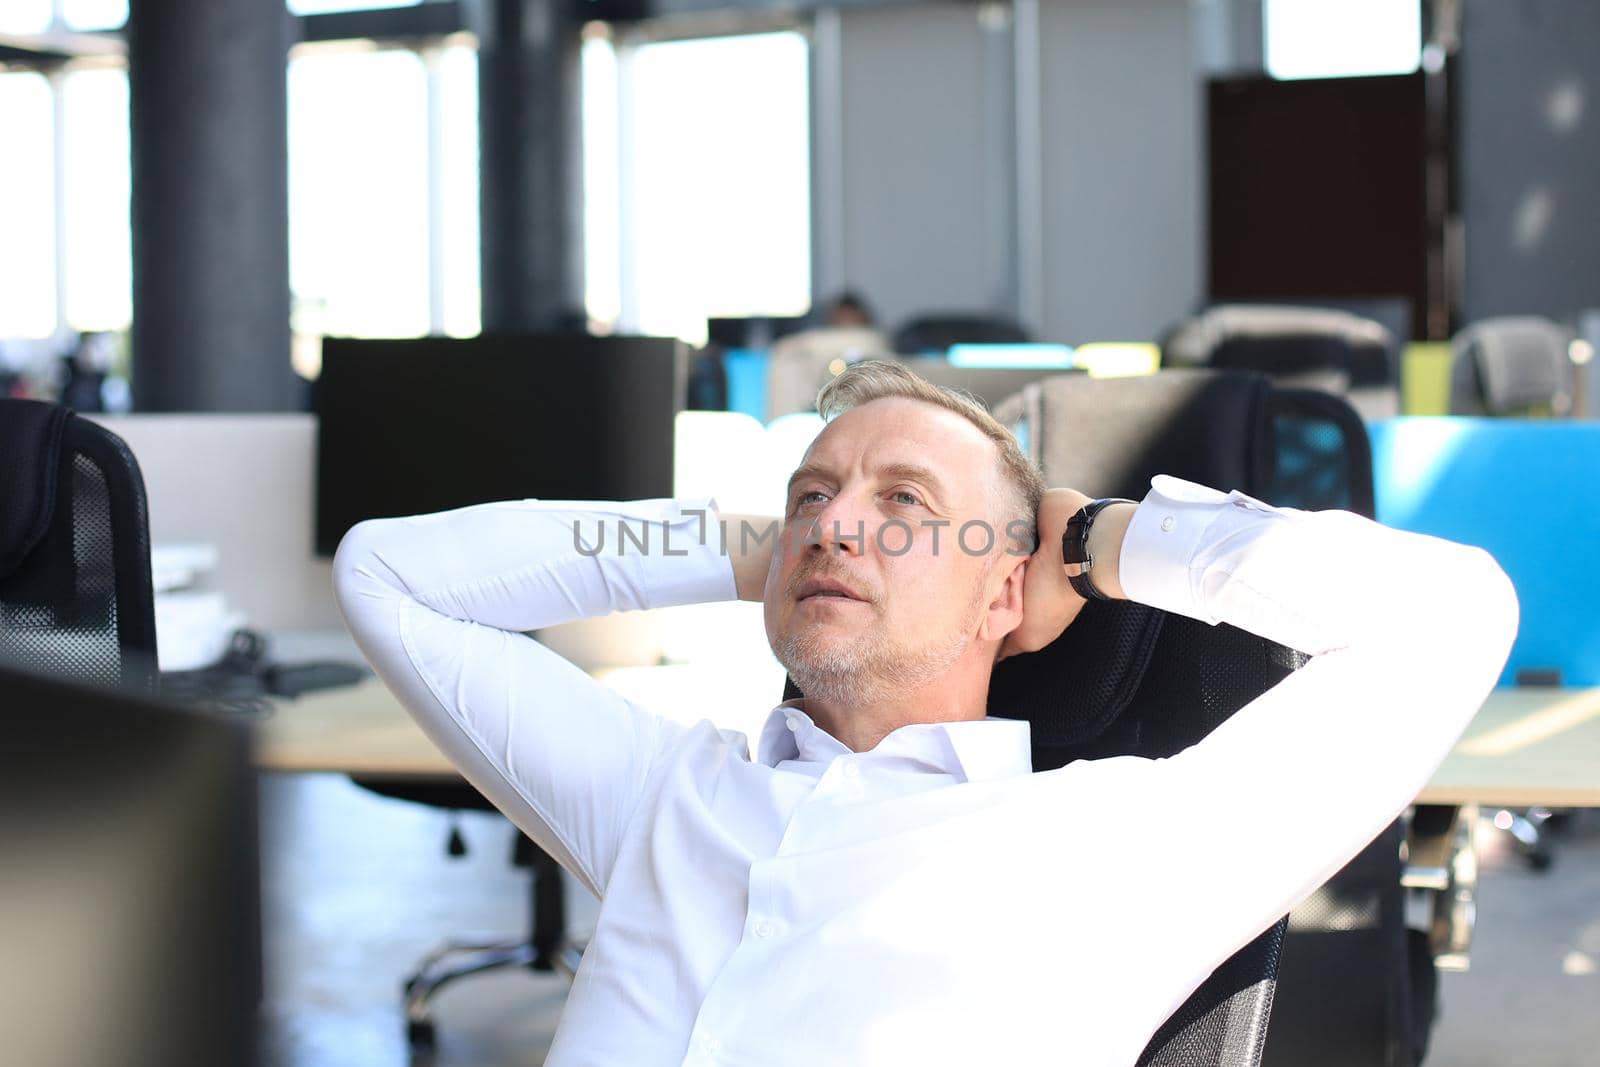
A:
786,716,800,731
1160,515,1176,533
842,762,860,779
753,919,775,938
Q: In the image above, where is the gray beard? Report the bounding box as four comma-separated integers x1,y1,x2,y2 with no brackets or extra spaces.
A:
771,581,986,707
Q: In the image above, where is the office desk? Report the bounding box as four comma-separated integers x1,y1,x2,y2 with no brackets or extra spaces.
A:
1419,687,1600,807
257,660,786,780
257,673,1600,807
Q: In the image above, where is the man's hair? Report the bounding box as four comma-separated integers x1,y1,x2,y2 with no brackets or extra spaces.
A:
814,360,1047,535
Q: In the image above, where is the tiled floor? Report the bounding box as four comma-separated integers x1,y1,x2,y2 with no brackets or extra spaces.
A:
260,773,1600,1066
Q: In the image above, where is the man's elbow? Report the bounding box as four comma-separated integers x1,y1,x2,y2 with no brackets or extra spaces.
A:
1461,544,1521,663
331,518,410,619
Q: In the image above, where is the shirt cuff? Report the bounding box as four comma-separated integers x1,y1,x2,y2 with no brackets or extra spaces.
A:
1118,475,1268,624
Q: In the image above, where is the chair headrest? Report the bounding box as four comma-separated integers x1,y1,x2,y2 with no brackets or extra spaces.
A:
989,369,1279,757
993,368,1274,500
0,400,71,580
1162,304,1395,371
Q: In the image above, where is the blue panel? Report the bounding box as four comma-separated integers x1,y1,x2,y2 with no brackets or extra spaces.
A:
723,349,768,423
1370,417,1600,686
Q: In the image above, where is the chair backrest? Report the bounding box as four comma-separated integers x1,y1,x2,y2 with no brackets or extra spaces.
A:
991,368,1374,1067
781,369,1353,1066
1448,315,1574,415
0,399,157,690
1162,304,1399,421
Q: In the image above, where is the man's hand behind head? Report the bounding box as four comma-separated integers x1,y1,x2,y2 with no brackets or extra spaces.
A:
996,488,1096,662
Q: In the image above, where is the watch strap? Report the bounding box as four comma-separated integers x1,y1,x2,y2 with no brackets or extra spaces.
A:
1061,497,1135,601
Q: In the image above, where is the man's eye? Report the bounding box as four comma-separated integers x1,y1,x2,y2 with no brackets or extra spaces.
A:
890,489,922,507
796,491,828,506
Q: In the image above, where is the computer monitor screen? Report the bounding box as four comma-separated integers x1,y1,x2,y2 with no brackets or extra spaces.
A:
314,335,687,557
0,663,259,1067
706,315,812,350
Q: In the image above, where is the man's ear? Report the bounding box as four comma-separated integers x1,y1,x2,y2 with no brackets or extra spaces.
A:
979,554,1027,643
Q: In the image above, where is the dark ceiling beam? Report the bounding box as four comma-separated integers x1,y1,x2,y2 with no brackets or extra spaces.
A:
591,0,924,22
0,29,123,68
294,1,468,45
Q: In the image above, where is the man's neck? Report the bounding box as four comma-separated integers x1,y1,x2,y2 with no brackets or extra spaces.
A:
805,679,990,753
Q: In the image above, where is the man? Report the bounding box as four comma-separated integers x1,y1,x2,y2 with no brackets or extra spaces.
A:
334,361,1517,1066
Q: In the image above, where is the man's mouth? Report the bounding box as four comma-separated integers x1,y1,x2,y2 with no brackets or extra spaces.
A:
797,578,867,602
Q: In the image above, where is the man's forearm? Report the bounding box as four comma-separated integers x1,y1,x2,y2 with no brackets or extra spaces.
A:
716,511,780,602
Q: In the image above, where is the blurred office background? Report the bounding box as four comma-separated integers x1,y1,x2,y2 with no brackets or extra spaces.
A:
2,0,1595,410
3,2,1598,1066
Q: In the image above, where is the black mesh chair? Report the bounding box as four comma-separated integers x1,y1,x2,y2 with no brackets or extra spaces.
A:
0,399,158,691
890,313,1031,355
355,775,583,1048
986,369,1430,1067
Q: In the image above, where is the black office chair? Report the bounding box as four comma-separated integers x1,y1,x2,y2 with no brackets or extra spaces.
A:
890,312,1031,355
353,776,583,1047
1161,304,1400,421
986,369,1427,1066
0,399,158,691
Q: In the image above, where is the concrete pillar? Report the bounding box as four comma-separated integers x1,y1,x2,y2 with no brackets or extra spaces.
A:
475,0,586,332
127,0,295,411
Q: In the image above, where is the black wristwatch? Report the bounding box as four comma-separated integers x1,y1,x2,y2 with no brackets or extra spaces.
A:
1061,498,1135,601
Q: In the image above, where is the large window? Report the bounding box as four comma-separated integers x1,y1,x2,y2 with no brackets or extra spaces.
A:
584,28,812,344
61,67,131,331
60,0,126,31
287,41,480,344
0,72,58,339
1264,0,1422,81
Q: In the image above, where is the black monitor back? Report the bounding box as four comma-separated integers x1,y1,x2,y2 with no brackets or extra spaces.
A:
0,662,259,1067
315,335,687,556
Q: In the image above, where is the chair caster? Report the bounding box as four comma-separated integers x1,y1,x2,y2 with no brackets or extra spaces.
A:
407,1018,436,1049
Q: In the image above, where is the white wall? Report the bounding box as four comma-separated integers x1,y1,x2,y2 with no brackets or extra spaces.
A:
816,0,1202,345
90,414,340,633
823,1,1016,331
1036,0,1201,343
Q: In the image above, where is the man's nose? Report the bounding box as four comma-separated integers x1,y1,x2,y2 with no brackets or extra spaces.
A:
809,494,872,556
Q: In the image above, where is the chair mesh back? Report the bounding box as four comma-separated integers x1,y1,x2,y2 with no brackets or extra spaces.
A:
988,370,1312,1067
1265,388,1375,517
1138,918,1287,1067
0,404,157,691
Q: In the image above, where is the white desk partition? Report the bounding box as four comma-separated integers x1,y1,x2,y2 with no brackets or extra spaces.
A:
90,414,340,633
88,410,830,671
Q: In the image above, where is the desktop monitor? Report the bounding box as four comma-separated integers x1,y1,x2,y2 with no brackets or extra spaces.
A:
0,662,260,1067
314,335,687,557
706,315,812,350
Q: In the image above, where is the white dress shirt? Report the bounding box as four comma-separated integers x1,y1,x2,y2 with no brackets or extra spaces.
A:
331,476,1518,1067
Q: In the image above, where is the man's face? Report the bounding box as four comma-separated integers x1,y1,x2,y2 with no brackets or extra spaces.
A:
764,397,1019,707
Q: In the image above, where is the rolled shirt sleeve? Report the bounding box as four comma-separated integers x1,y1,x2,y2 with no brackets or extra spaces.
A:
1103,474,1519,981
332,496,738,899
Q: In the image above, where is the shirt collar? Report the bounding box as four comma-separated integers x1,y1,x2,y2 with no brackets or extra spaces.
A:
755,699,1033,783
